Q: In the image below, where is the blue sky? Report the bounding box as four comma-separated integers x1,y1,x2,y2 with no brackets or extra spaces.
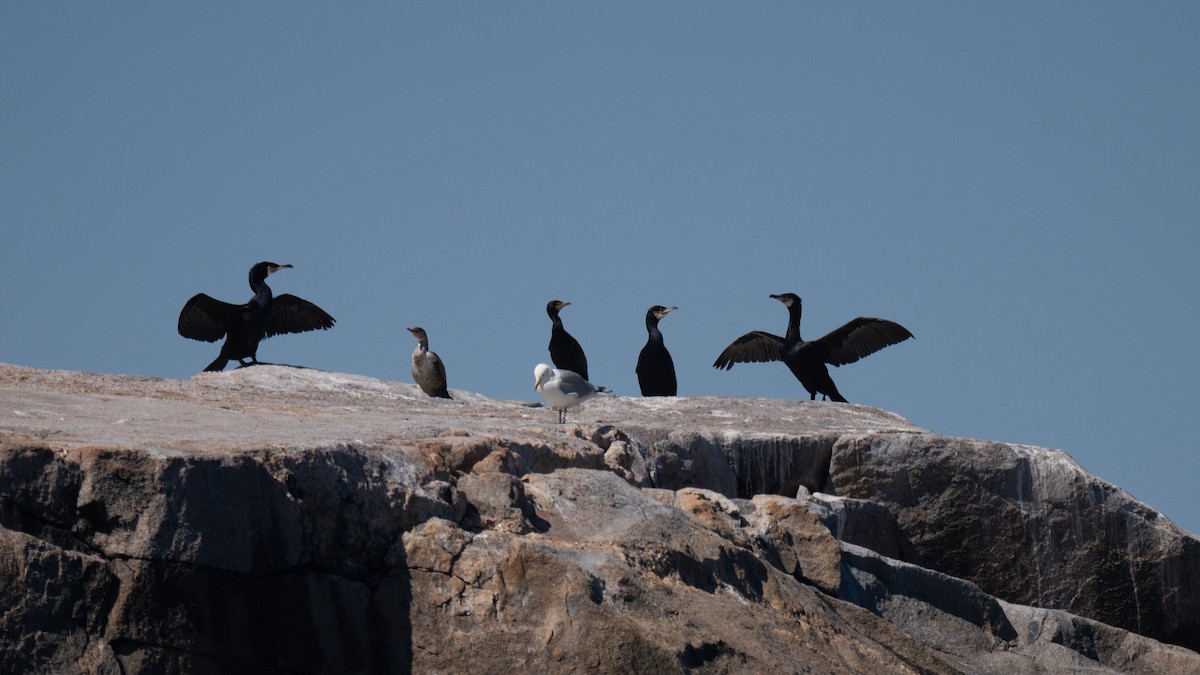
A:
3,4,1198,535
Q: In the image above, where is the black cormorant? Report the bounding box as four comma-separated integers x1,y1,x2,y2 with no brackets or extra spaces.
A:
177,262,335,372
546,299,588,380
636,305,678,396
713,293,912,402
407,326,451,399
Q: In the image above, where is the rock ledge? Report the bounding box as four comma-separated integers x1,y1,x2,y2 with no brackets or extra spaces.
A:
1,364,1196,674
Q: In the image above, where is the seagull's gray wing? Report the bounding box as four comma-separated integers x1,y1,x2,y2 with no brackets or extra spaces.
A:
553,369,599,397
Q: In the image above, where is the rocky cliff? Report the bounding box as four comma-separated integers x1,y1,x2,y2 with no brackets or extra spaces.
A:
1,363,1196,674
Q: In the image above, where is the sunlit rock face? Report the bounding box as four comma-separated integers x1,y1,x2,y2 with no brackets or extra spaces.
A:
827,433,1200,651
637,425,1200,653
0,363,1197,673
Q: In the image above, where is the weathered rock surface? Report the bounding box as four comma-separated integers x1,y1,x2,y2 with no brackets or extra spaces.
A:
0,363,1196,673
829,433,1200,650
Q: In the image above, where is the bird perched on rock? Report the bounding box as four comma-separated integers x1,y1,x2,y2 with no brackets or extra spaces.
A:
637,305,678,396
713,293,912,402
406,327,451,399
533,363,605,424
546,300,589,380
178,262,335,373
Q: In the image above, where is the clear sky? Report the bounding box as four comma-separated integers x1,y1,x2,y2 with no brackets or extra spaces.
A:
3,4,1198,535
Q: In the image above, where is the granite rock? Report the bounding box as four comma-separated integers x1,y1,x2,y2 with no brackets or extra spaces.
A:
0,363,1196,673
829,432,1200,650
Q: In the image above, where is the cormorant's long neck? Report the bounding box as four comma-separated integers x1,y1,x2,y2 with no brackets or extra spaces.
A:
415,339,429,354
548,309,564,329
785,302,802,344
249,269,272,302
645,315,663,343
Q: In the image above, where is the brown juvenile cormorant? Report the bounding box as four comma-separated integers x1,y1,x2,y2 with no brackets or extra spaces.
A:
713,293,912,402
637,305,678,397
546,299,588,380
407,326,451,399
177,262,335,372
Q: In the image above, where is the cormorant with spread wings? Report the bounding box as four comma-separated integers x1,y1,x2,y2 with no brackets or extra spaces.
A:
713,293,911,402
178,261,335,372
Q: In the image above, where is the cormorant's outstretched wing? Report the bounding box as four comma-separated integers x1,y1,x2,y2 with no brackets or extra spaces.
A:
266,294,336,337
712,331,785,370
812,318,913,367
178,293,240,343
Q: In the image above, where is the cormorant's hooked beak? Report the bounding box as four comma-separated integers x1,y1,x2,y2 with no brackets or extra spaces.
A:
268,264,294,275
660,306,678,317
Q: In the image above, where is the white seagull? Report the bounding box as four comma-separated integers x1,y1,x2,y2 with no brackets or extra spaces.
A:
533,363,605,424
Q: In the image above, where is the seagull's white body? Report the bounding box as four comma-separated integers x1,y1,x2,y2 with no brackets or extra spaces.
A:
533,363,603,423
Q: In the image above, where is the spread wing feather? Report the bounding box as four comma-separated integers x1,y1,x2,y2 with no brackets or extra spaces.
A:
815,318,913,366
177,294,240,343
712,331,785,370
266,294,335,337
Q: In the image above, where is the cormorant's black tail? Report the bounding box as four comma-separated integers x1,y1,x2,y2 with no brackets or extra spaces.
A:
829,391,848,403
203,356,228,372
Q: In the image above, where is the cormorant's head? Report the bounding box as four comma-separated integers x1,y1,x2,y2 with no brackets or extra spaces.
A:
649,305,678,321
534,363,553,390
770,293,801,308
406,327,429,341
252,262,293,277
547,300,570,315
